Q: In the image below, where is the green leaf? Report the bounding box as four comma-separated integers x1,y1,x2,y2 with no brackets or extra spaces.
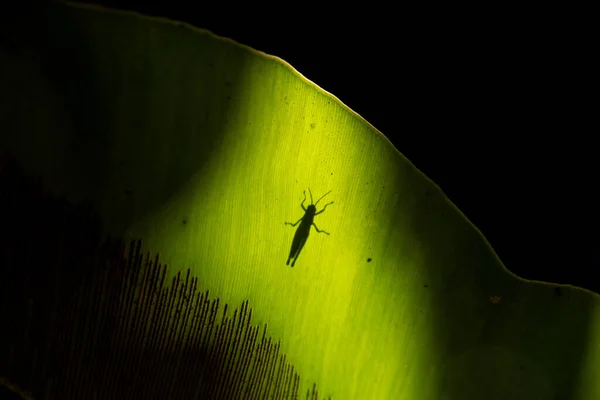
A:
1,1,599,399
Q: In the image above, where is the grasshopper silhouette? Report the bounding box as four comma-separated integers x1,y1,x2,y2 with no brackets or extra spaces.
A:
285,188,334,267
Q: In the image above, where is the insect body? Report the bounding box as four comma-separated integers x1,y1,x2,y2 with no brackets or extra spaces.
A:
285,188,334,267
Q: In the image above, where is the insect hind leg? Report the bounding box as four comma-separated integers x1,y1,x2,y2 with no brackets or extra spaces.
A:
287,245,298,267
289,235,308,268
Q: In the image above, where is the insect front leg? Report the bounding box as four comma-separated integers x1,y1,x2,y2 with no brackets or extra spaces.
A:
285,217,303,227
315,201,334,215
312,223,330,235
301,190,308,211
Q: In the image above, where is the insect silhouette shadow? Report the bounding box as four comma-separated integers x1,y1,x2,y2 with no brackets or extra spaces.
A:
285,188,334,267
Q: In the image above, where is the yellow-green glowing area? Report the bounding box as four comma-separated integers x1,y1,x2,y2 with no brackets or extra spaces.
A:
118,57,435,398
2,2,600,399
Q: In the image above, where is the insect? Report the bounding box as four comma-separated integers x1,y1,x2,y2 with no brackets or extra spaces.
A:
285,188,334,267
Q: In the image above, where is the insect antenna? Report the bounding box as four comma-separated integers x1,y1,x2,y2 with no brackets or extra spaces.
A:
314,190,332,206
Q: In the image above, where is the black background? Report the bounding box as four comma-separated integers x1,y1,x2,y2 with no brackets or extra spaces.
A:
46,2,600,294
